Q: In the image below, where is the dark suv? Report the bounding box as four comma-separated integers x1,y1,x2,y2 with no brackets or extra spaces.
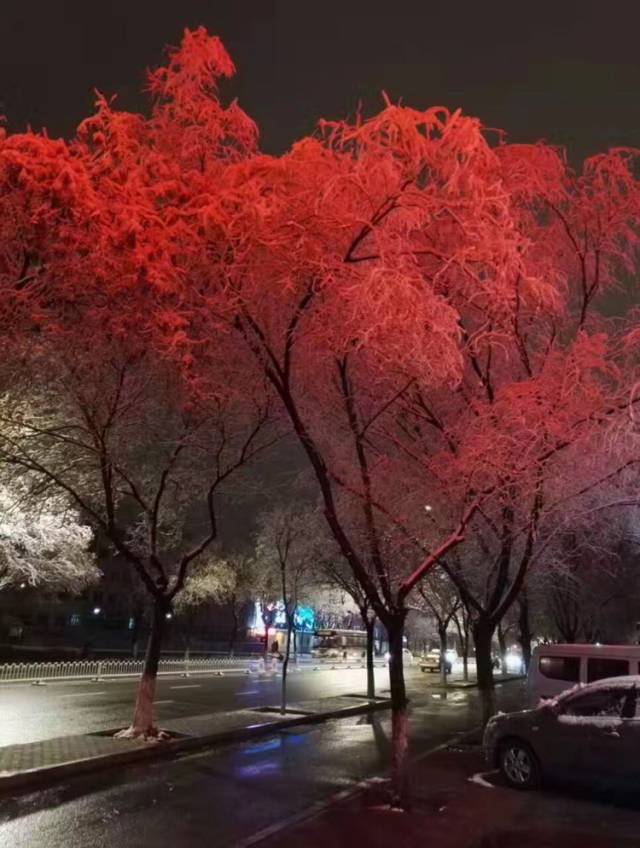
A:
483,676,640,790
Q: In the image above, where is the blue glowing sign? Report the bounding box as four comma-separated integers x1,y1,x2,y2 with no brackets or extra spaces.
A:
294,606,315,633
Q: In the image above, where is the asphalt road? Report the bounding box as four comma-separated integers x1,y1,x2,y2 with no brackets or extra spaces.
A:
1,664,397,746
0,676,526,848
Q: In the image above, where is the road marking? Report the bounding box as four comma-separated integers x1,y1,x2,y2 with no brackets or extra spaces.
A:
60,691,107,698
237,690,260,696
468,771,496,789
154,699,174,705
170,684,201,690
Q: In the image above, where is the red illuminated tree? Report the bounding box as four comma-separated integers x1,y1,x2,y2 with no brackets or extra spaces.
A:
0,28,271,739
202,102,640,796
190,101,563,804
2,25,639,805
391,143,640,722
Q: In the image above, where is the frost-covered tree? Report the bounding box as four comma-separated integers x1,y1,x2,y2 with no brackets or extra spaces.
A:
0,28,272,738
254,504,323,713
0,483,98,592
173,554,237,659
412,569,461,685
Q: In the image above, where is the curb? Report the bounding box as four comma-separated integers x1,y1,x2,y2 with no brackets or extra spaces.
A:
0,698,392,795
432,675,525,691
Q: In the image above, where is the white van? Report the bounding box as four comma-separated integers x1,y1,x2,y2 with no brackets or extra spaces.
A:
528,644,640,705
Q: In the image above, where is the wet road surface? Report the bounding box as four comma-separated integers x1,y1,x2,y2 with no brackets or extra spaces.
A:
0,679,525,848
0,665,394,745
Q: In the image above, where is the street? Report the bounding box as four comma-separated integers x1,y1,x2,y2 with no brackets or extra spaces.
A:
0,664,398,746
0,674,524,847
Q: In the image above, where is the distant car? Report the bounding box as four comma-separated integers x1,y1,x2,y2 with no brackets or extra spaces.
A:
384,648,414,666
420,651,452,675
483,676,640,791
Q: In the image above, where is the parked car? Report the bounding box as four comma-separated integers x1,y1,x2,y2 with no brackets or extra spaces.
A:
527,643,640,705
483,675,640,791
419,651,452,674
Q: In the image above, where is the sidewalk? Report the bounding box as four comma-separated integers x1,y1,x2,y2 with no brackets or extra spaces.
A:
427,673,523,689
0,693,390,793
255,744,640,848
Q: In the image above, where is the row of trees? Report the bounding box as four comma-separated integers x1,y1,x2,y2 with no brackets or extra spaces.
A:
1,27,640,805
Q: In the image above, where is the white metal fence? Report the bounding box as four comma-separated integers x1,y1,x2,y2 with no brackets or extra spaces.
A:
0,656,260,684
0,654,385,684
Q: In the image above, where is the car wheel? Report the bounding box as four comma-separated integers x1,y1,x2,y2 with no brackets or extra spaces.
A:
498,738,541,790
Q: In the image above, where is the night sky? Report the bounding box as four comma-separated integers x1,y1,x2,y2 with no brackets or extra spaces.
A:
2,1,640,162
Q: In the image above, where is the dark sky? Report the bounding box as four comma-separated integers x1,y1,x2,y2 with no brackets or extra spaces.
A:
2,1,640,161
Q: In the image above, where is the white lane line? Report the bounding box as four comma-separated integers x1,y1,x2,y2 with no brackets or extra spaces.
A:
154,699,174,705
60,691,107,698
236,690,260,696
170,684,201,690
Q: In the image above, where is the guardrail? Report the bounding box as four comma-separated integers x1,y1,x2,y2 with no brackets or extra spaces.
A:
0,656,262,684
0,654,387,684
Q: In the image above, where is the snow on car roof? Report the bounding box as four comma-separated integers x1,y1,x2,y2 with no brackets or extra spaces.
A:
548,675,640,706
540,676,640,708
581,675,640,690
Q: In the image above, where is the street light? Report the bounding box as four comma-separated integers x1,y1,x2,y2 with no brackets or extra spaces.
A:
165,612,173,620
92,607,101,615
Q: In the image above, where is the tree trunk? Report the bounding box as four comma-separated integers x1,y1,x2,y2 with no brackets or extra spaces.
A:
130,607,142,659
453,610,470,682
518,592,532,674
387,613,409,809
281,616,293,715
365,615,376,699
229,599,239,657
438,625,449,687
497,621,508,676
263,618,270,661
182,614,192,664
131,628,139,660
126,595,167,738
473,619,496,728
